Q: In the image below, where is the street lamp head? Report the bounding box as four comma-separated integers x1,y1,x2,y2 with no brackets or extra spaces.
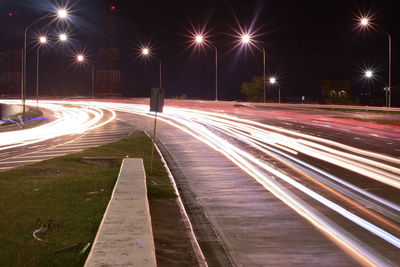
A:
269,77,276,84
195,35,204,44
142,48,150,55
59,33,67,41
365,70,373,78
360,18,369,26
241,34,251,44
39,36,47,44
57,9,68,19
77,54,84,62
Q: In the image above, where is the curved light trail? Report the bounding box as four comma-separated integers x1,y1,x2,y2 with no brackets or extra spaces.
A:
1,99,399,265
0,100,115,151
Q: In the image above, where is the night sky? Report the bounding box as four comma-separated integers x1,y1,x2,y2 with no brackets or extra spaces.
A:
0,0,399,103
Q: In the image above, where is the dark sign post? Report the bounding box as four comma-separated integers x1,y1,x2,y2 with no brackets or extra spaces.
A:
150,88,164,171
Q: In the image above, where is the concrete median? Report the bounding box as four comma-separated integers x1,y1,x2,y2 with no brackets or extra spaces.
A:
84,158,156,267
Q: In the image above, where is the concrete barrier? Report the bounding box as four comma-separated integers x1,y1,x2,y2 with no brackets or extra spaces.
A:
84,158,156,267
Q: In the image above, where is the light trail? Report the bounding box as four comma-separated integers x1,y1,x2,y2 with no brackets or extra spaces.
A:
0,100,114,151
1,99,399,265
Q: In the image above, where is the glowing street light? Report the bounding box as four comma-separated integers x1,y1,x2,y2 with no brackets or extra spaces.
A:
269,77,276,84
360,18,369,26
77,54,84,62
57,9,68,19
39,36,47,44
241,34,250,44
142,48,149,55
358,15,392,107
195,35,203,44
240,33,266,103
192,34,219,101
365,70,373,78
59,33,67,41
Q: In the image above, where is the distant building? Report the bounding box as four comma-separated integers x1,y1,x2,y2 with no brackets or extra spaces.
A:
321,79,351,104
0,8,23,97
95,2,122,97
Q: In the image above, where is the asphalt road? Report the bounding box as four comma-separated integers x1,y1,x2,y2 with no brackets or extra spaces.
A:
1,99,399,266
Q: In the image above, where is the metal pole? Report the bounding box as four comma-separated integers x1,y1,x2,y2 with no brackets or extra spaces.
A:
388,33,391,108
21,49,24,108
150,111,158,172
262,47,266,103
215,46,218,101
91,65,94,99
279,88,281,104
23,27,28,118
36,46,40,109
159,60,162,88
22,15,50,119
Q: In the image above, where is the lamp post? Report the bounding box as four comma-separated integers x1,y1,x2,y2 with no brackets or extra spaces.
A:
76,54,95,99
194,35,219,101
269,77,279,103
35,36,47,109
240,34,266,103
23,9,68,117
359,17,392,107
142,47,162,89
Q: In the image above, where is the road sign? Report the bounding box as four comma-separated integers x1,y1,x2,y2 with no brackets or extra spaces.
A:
150,88,164,113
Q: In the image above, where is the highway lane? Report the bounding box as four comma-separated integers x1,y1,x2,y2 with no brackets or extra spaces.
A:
1,99,399,265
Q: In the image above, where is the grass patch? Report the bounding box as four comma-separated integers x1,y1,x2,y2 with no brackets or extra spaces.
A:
0,131,175,266
331,117,400,126
2,110,43,126
311,107,400,115
253,105,400,115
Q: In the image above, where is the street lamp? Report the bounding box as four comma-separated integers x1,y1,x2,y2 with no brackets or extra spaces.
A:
193,34,219,101
141,47,162,89
57,9,68,19
269,77,280,103
241,34,250,44
240,33,266,103
360,18,369,26
23,8,69,117
59,33,68,41
365,70,373,78
75,54,95,99
359,16,392,107
35,35,48,109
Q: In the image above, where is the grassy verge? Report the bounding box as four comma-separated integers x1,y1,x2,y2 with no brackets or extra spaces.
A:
2,109,43,126
312,107,400,115
10,110,43,119
330,117,400,126
0,131,175,266
253,105,400,115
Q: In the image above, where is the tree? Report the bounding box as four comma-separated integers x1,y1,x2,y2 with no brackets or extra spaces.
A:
241,75,263,102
